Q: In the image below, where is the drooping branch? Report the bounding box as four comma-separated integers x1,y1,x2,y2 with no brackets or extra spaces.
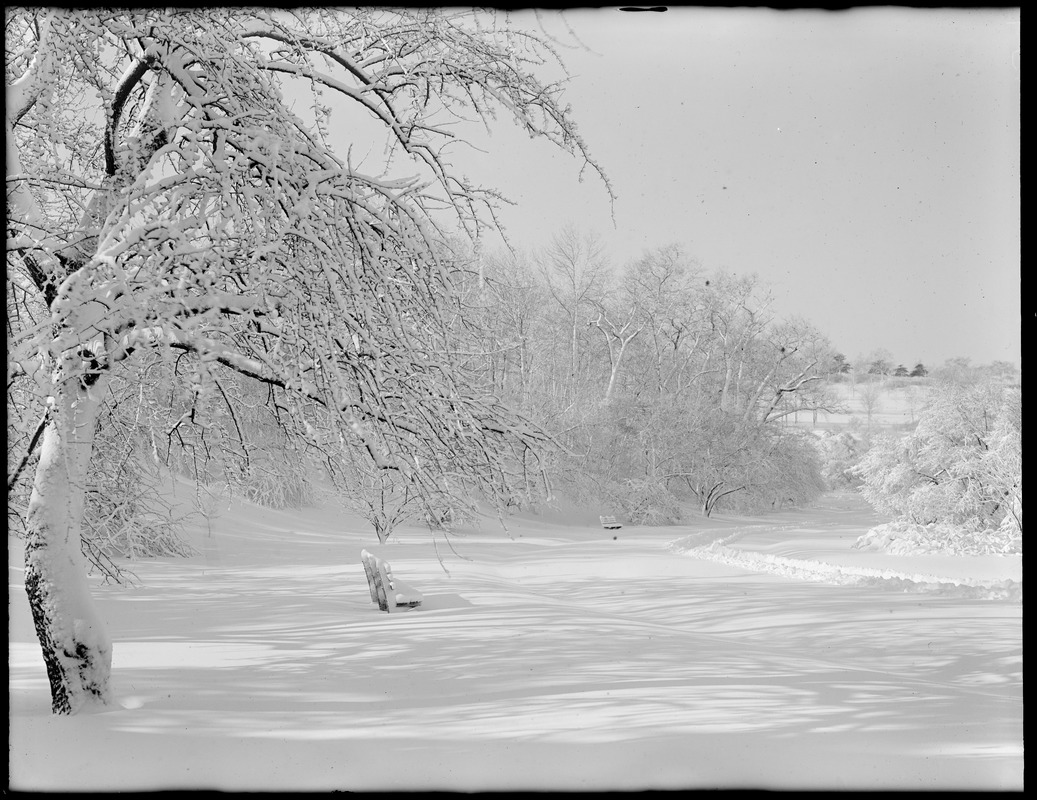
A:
760,368,824,424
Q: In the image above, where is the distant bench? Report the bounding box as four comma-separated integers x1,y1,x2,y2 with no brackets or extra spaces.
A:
599,515,622,530
361,549,424,613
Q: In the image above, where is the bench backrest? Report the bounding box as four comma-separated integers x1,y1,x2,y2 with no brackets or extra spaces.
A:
361,549,392,611
361,552,381,604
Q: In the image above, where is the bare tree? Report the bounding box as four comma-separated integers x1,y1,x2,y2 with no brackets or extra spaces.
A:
538,226,611,406
466,247,549,410
579,264,834,518
702,272,774,414
749,318,844,427
857,381,884,435
903,383,924,425
620,245,709,400
587,301,646,404
6,8,609,714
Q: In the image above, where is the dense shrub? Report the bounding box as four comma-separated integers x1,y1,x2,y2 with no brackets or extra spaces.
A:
615,478,684,524
852,380,1021,545
814,430,865,489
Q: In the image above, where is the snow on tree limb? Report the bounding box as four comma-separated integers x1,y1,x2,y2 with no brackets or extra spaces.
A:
7,7,601,714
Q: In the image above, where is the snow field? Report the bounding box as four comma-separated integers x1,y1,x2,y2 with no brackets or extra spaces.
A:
8,490,1022,790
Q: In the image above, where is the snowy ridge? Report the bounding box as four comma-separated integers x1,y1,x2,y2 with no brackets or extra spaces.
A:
668,529,1022,601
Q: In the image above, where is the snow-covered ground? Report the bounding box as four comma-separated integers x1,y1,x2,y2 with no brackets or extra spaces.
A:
8,489,1022,790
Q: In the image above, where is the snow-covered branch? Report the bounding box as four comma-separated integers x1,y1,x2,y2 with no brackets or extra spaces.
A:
7,7,607,715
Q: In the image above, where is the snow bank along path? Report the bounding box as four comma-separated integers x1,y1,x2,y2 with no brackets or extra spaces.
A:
8,491,1022,791
668,493,1021,601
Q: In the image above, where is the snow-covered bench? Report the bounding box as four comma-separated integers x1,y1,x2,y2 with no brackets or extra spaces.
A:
361,549,424,613
600,515,622,530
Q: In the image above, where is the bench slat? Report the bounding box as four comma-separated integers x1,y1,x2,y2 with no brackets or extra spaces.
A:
361,556,382,606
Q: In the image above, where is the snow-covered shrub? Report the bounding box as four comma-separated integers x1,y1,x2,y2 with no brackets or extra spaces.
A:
423,496,477,533
136,357,323,511
75,370,198,579
342,470,422,543
701,427,827,516
854,519,1021,556
616,478,683,525
552,464,611,509
814,430,866,489
236,461,318,509
83,431,194,567
334,443,481,542
852,380,1021,547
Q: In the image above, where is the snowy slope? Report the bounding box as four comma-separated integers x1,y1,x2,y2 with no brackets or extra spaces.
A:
8,490,1022,790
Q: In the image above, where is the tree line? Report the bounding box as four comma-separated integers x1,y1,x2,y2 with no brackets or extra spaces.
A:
455,229,841,522
831,350,1019,385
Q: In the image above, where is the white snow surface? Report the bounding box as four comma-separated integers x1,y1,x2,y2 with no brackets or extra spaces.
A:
8,489,1022,790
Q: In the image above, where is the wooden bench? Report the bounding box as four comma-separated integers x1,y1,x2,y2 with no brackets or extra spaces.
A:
361,549,424,613
600,515,622,530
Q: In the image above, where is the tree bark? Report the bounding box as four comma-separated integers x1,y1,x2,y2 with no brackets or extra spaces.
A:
23,364,112,714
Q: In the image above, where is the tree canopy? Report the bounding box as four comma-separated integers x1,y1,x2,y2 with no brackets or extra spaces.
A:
6,7,611,714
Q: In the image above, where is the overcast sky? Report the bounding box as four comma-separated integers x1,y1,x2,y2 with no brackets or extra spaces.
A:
463,7,1019,370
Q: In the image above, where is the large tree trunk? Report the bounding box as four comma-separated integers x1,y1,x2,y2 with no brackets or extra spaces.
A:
23,368,112,715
